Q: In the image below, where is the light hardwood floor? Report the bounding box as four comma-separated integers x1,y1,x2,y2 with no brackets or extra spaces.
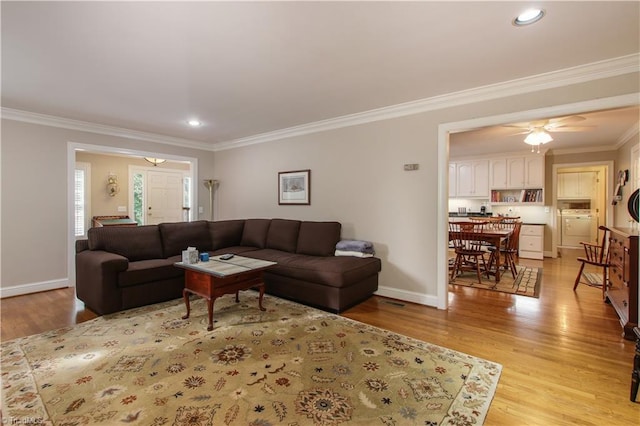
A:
1,249,638,424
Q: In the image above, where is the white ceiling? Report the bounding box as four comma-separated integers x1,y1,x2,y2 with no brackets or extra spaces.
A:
2,1,639,152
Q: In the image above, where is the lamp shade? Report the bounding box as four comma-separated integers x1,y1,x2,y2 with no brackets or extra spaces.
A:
524,129,553,145
144,157,166,166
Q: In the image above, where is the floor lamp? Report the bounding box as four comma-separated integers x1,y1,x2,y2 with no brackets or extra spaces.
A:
203,179,219,221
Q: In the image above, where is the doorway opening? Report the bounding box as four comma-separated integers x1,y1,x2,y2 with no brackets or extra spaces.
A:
552,162,613,254
67,142,198,287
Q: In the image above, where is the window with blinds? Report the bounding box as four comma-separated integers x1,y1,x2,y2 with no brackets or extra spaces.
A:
75,162,91,237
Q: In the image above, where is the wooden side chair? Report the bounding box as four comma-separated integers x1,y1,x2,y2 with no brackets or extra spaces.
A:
573,225,611,300
486,221,522,279
449,221,490,284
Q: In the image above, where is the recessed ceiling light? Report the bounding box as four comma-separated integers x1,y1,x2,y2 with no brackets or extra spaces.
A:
513,8,545,26
187,119,202,127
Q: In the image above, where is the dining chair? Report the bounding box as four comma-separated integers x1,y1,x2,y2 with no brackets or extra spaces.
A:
573,225,611,300
486,221,522,279
449,221,490,284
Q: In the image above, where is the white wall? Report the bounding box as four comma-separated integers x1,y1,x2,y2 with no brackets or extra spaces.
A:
1,72,638,305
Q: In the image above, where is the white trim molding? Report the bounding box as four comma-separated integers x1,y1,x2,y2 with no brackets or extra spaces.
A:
375,286,441,308
0,278,70,299
2,54,638,152
1,108,213,151
214,54,640,151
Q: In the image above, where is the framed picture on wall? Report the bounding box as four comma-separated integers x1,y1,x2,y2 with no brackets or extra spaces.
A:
278,169,311,205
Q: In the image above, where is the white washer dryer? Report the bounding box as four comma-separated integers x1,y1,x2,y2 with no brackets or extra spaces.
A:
560,209,597,247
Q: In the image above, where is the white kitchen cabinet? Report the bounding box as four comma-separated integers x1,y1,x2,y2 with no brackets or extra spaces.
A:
489,154,545,205
489,159,508,189
519,224,544,260
524,156,545,188
449,163,457,197
557,171,596,199
449,160,489,198
490,155,544,190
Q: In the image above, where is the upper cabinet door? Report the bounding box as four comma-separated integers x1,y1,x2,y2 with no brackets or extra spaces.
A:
449,163,457,197
472,160,489,197
506,157,525,189
490,159,507,188
454,160,489,197
456,162,474,196
524,156,545,187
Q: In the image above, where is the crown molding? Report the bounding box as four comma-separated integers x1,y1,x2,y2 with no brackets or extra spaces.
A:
2,54,638,152
0,108,214,151
548,144,619,156
214,53,640,151
615,121,640,148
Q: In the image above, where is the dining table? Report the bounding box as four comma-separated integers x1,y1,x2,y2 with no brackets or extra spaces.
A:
449,223,514,283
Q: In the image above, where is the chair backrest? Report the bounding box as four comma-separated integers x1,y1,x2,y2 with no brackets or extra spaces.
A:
506,221,522,251
449,221,486,251
584,225,610,264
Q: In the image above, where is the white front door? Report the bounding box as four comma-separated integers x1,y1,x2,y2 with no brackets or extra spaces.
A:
147,170,184,224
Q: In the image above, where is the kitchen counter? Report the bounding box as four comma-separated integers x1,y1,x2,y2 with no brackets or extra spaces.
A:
448,212,493,218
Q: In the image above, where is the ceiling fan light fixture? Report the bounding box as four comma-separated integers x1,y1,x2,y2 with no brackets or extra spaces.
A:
513,8,545,26
524,129,553,153
524,129,553,145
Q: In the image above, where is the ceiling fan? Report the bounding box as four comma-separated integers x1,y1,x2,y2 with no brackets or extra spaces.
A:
503,115,595,152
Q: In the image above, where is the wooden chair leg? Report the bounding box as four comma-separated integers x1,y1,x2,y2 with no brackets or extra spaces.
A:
506,252,517,278
474,254,483,284
450,255,461,280
573,262,585,291
601,265,608,300
484,253,492,279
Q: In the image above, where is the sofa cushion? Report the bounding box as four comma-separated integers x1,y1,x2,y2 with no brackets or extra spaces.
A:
240,219,271,248
159,221,212,258
88,225,163,261
266,219,301,253
247,251,381,288
210,220,245,250
296,221,341,256
118,258,183,288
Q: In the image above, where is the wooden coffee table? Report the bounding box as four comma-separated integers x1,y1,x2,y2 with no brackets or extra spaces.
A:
175,255,276,330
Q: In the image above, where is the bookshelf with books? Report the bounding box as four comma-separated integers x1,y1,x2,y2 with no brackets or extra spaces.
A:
490,188,543,205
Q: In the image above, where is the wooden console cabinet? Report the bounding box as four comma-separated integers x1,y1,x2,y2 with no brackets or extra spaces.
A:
606,227,638,340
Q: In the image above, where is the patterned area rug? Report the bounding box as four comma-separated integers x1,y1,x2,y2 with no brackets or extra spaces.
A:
2,294,502,425
449,264,542,298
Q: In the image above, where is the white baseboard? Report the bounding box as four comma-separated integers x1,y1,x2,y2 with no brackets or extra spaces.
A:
374,285,440,309
0,278,70,299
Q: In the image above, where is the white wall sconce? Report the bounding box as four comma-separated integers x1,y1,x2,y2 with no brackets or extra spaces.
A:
107,174,119,197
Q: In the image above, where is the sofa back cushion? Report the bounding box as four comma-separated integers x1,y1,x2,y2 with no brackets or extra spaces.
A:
210,220,246,250
88,225,163,261
159,221,212,258
296,221,342,256
240,219,271,248
266,219,301,253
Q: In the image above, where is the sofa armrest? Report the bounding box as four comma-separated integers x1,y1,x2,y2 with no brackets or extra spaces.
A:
75,250,129,315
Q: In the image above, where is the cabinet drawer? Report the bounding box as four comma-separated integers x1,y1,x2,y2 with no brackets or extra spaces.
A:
609,264,624,288
520,235,543,252
521,225,543,236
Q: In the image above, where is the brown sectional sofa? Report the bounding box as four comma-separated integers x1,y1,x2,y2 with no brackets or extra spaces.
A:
75,219,381,315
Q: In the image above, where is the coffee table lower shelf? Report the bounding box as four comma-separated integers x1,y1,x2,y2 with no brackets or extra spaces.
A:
181,268,266,331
